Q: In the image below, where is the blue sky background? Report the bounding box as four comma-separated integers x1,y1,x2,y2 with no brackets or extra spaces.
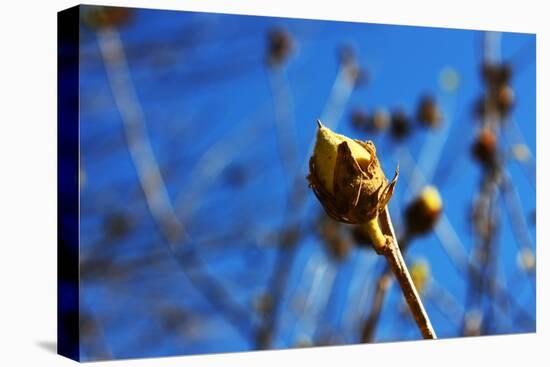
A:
77,5,536,361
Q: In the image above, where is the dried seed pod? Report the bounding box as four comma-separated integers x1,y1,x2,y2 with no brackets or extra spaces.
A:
253,294,273,318
338,44,357,67
473,95,491,121
372,108,390,132
338,44,367,87
104,212,133,240
307,120,398,224
481,62,512,88
405,186,443,236
350,108,370,131
351,108,389,134
82,6,133,29
495,85,515,117
472,128,498,167
267,28,293,67
416,96,442,128
390,109,412,141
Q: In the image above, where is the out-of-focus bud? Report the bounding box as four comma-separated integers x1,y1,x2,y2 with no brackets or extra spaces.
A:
350,108,390,134
372,108,390,132
253,293,273,318
472,128,498,167
517,248,535,273
82,6,133,29
495,85,514,117
511,144,530,162
338,44,356,66
308,120,398,224
338,44,367,87
473,95,490,120
405,186,443,236
416,96,442,128
350,108,370,131
464,310,483,336
481,62,511,88
294,335,314,348
410,260,431,294
439,66,460,92
390,109,411,141
104,212,133,240
267,28,293,67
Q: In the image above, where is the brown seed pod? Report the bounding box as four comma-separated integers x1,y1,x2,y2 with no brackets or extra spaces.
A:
253,294,273,318
82,6,133,30
307,121,398,224
104,212,133,240
416,96,442,128
372,108,390,132
267,28,293,67
351,108,389,134
350,108,370,131
338,44,367,87
405,186,443,236
390,109,412,141
338,44,357,67
481,62,512,88
472,128,498,167
495,85,515,117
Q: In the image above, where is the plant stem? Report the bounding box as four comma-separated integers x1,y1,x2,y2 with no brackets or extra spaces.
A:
363,207,437,339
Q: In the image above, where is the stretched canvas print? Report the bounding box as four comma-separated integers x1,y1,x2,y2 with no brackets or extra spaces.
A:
58,4,536,361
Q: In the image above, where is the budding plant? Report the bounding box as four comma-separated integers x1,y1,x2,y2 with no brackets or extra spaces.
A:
307,120,436,339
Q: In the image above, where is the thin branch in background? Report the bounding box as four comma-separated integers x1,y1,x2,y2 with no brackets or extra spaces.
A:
503,117,536,190
97,26,254,342
268,68,299,178
361,268,392,342
499,171,536,292
256,55,361,349
97,28,185,243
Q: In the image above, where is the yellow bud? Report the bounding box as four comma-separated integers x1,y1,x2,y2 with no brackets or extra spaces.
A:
517,248,535,272
420,186,442,216
512,144,530,162
308,120,398,224
405,185,442,235
410,260,430,293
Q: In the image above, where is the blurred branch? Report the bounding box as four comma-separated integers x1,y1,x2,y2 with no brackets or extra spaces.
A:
256,57,361,348
97,27,254,342
97,28,185,242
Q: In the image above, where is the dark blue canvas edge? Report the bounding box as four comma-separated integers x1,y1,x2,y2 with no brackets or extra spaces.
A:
57,4,81,362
